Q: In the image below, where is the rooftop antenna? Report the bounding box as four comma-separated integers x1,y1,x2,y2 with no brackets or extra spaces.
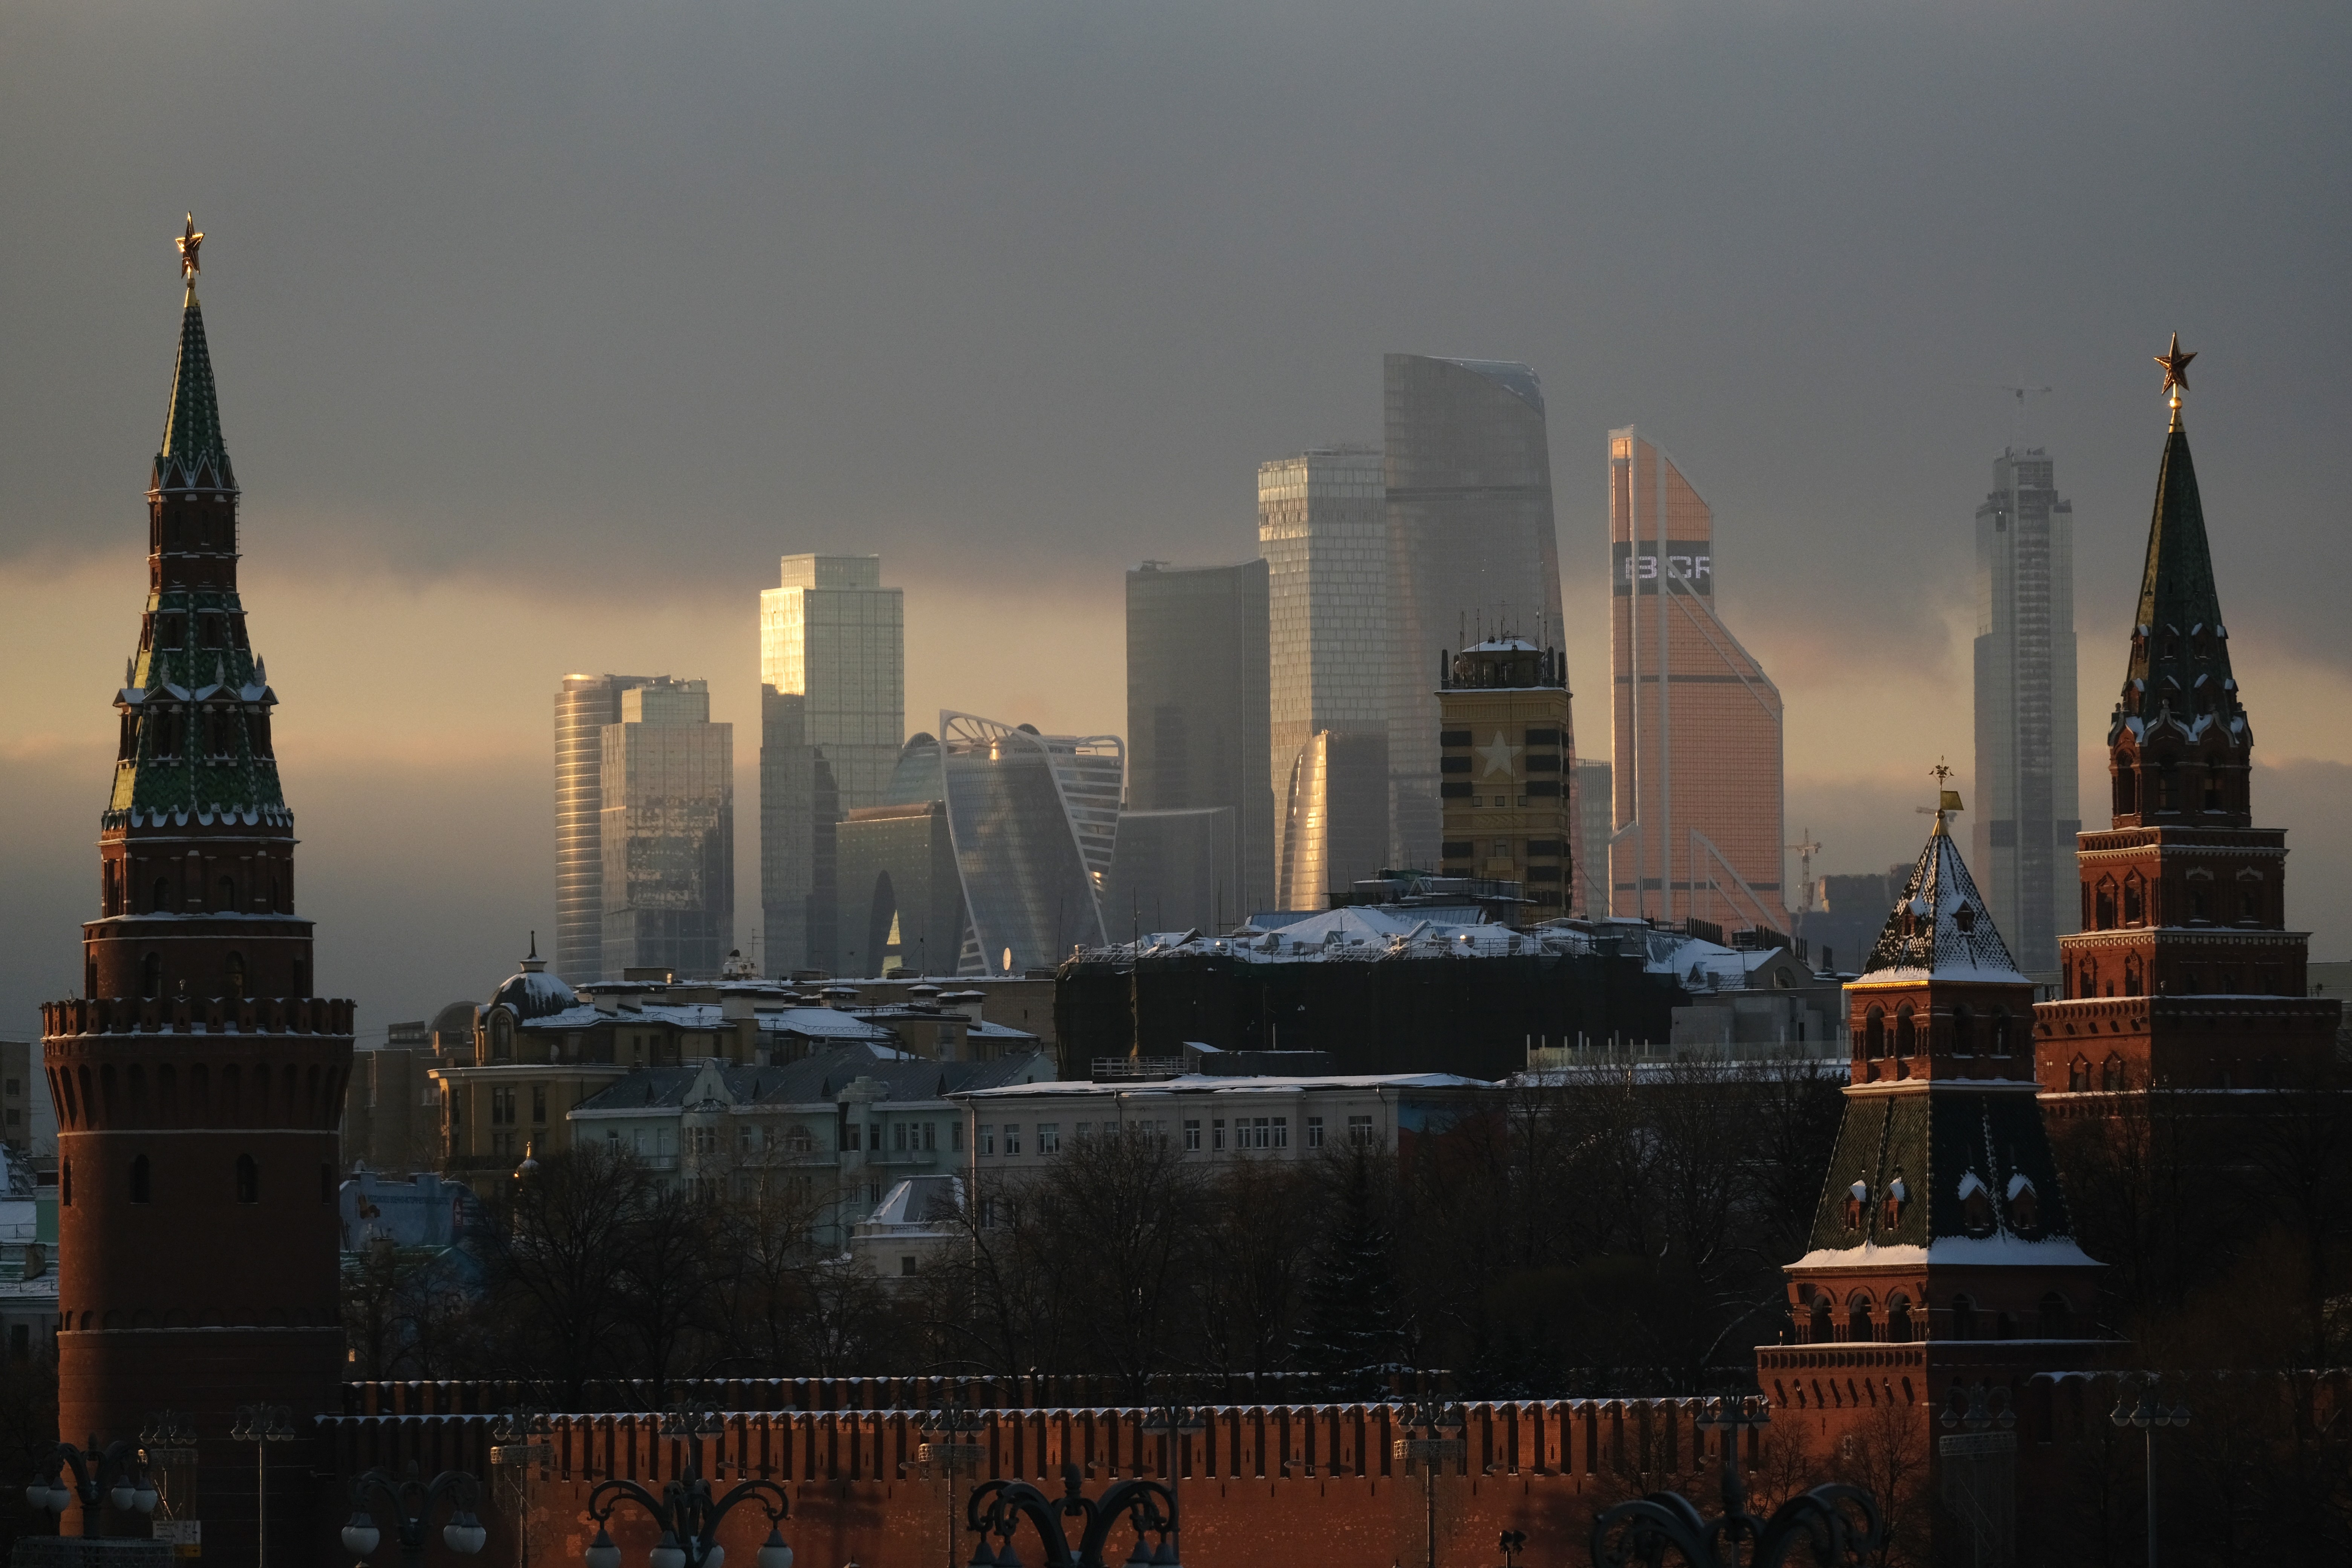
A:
1786,829,1823,914
1998,380,2050,450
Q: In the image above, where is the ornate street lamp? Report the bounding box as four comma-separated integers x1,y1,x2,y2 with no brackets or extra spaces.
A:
1590,1393,1884,1568
921,1389,990,1568
343,1465,490,1568
582,1410,793,1568
2110,1375,2190,1568
964,1462,1177,1568
23,1436,158,1535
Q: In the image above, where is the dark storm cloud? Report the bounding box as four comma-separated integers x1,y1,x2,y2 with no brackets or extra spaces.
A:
4,0,2348,649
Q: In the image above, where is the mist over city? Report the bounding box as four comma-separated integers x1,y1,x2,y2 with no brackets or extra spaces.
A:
3,4,2350,1565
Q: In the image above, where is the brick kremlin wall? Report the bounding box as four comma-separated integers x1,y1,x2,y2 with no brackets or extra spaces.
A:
323,1383,1764,1568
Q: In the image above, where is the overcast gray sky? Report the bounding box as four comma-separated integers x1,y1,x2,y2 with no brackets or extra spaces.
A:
5,1,2349,1036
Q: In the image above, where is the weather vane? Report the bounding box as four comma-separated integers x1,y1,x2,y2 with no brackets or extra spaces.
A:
2154,332,2195,410
176,213,204,280
1919,758,1964,830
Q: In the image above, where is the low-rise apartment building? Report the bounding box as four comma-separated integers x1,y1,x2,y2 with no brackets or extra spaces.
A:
567,1044,1055,1249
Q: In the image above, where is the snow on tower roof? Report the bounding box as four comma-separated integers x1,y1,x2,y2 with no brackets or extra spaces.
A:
1857,812,2028,985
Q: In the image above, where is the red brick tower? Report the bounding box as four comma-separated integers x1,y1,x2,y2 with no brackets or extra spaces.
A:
38,222,354,1558
2034,341,2339,1095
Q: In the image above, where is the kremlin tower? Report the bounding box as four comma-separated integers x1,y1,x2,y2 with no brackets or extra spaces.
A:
2034,341,2339,1097
1756,789,2102,1477
39,220,353,1559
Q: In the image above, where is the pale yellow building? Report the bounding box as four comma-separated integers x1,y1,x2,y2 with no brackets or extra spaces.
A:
1435,637,1575,921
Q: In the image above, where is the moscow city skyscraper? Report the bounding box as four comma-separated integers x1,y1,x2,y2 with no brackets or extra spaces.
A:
1607,426,1788,934
1258,445,1391,910
599,677,735,978
1384,354,1567,871
1973,446,2079,976
1124,558,1274,919
555,672,659,983
759,553,905,974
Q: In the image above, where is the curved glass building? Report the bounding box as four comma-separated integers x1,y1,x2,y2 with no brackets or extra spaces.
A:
938,711,1122,975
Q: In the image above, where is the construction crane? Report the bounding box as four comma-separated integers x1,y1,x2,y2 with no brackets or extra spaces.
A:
1787,829,1823,915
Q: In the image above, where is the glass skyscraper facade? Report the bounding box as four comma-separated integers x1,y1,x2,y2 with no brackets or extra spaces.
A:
1972,446,2079,977
1608,427,1787,934
554,672,659,984
1384,355,1567,871
759,554,904,975
1125,559,1274,917
1258,445,1390,909
937,711,1122,975
599,677,734,979
836,798,964,978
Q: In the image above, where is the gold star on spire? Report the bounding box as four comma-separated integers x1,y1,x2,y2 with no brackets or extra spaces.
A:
2155,332,2195,403
176,213,204,280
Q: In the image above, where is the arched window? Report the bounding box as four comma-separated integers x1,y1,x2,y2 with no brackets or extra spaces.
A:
2124,954,2144,997
216,876,235,911
1990,1009,2012,1056
130,1154,151,1204
2039,1292,2072,1338
1895,1003,1916,1056
2102,1054,2125,1092
224,953,245,1001
1864,1007,1885,1058
1961,1176,1996,1237
2095,880,2118,929
1847,1297,1874,1343
151,878,171,914
1951,1004,1975,1056
103,862,121,916
140,951,162,1000
60,1161,72,1208
2069,1055,2089,1093
1841,1181,1865,1230
1950,1295,1977,1341
2123,874,2145,925
1881,1175,1907,1229
1810,1294,1833,1344
235,1154,259,1205
2114,766,2137,817
1886,1294,1914,1343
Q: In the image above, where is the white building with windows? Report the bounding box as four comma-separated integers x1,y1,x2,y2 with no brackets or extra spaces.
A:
949,1071,1495,1175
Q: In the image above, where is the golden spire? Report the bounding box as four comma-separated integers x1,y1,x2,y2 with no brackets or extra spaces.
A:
2155,332,2196,428
175,213,204,283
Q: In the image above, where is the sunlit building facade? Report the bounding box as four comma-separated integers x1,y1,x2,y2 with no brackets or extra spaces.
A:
1385,355,1567,871
555,674,660,983
760,554,904,975
1126,559,1274,917
1607,427,1788,934
1972,447,2079,977
1436,638,1574,920
1258,445,1390,909
836,799,964,978
938,711,1122,975
600,678,735,979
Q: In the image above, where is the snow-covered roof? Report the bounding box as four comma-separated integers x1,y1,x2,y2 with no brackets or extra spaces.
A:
1789,1235,2100,1272
490,962,578,1021
1856,817,2028,985
956,1071,1492,1101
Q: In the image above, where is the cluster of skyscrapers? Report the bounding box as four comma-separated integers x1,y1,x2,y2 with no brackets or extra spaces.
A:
556,355,2093,988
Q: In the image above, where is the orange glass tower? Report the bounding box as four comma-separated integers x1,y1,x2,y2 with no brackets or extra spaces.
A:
39,225,353,1560
1607,427,1788,934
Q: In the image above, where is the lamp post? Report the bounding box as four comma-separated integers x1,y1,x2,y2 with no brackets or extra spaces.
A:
491,1407,556,1568
963,1462,1177,1568
139,1410,201,1553
2110,1375,2190,1568
582,1409,793,1568
231,1402,299,1568
1391,1400,1466,1568
23,1436,158,1536
921,1387,989,1568
343,1465,490,1568
1138,1382,1203,1557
